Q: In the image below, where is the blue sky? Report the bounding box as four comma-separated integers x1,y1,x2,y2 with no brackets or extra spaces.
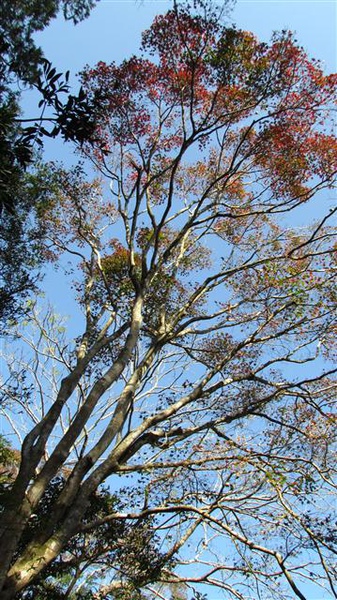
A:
34,0,336,76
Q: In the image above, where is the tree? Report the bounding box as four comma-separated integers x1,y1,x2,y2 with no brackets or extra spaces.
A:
0,0,100,329
0,162,63,333
0,1,336,598
0,0,98,84
0,0,99,212
0,438,168,600
0,436,20,486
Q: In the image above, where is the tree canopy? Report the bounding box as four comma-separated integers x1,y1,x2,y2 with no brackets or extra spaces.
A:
0,0,99,330
0,2,336,599
0,0,97,84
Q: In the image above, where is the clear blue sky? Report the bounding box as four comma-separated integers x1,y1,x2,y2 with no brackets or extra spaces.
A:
34,0,336,93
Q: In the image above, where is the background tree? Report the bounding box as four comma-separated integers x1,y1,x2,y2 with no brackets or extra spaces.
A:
0,0,100,331
0,1,336,598
0,0,99,212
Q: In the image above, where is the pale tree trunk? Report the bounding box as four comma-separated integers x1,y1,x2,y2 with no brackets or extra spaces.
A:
1,538,65,600
0,369,86,589
0,297,144,597
1,493,91,599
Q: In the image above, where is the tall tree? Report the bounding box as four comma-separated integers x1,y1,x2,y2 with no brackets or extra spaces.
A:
0,2,336,598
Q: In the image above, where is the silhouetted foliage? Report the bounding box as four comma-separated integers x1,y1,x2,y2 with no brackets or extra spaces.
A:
0,0,99,329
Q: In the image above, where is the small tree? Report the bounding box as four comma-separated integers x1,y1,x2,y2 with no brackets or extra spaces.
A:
0,2,336,598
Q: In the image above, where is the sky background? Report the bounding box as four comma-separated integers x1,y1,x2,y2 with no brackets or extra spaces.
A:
33,0,336,80
11,2,337,599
